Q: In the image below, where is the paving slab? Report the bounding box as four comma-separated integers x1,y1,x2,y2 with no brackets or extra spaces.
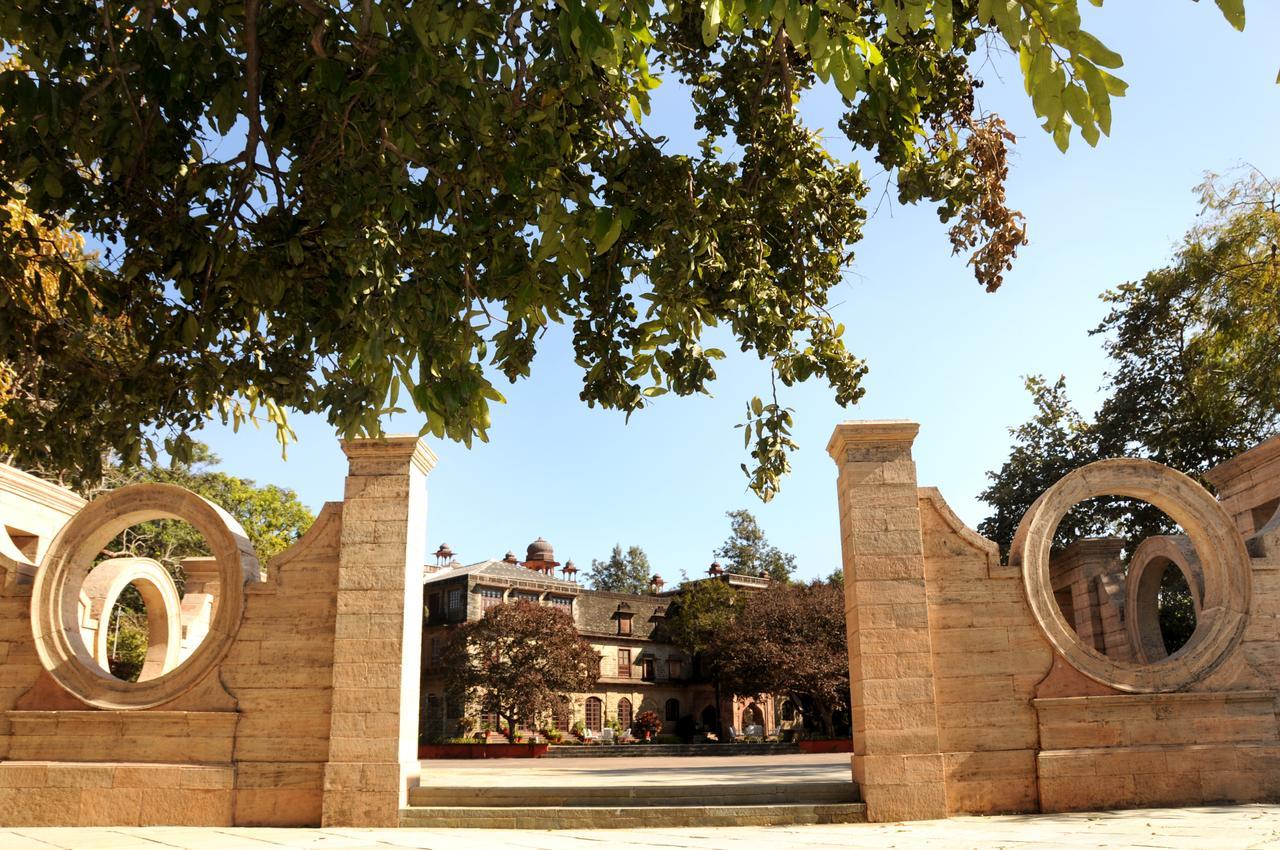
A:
5,804,1280,850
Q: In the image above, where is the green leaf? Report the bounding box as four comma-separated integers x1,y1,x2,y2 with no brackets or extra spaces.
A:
932,0,953,50
592,209,624,254
1074,31,1123,69
702,0,723,45
43,173,63,198
784,0,805,47
1052,119,1071,153
1215,0,1246,31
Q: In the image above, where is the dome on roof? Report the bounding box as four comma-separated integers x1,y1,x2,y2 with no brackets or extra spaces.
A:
502,551,518,564
526,537,555,562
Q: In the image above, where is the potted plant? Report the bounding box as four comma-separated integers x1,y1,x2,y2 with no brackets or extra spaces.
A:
634,710,662,742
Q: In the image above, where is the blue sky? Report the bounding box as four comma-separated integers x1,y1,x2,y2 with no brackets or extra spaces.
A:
191,4,1280,583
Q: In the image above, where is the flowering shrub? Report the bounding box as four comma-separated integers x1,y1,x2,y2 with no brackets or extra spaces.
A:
634,711,662,739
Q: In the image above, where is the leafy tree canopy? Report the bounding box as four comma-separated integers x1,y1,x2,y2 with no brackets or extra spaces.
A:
442,601,599,742
716,508,796,582
980,170,1280,556
0,0,1254,498
91,442,317,575
585,543,652,593
713,580,847,735
664,576,742,661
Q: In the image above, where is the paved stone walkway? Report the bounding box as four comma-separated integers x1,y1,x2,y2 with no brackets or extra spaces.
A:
4,805,1280,849
415,753,851,787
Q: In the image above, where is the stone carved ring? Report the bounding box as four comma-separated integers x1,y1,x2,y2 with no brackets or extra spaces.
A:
1125,535,1205,665
30,483,260,710
1010,458,1251,693
80,557,184,681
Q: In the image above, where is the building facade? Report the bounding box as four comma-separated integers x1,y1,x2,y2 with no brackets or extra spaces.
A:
420,539,777,742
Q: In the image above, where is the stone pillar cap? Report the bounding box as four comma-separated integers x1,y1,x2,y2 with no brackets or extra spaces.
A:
341,435,438,473
826,420,920,461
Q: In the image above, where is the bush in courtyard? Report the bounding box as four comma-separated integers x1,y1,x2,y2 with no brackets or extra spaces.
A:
633,711,662,740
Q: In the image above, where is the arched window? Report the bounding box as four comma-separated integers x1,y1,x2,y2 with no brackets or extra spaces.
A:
743,703,763,727
617,697,633,732
585,697,603,733
781,700,795,722
664,698,680,722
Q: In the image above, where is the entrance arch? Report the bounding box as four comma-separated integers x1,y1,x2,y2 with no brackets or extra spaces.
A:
700,704,718,732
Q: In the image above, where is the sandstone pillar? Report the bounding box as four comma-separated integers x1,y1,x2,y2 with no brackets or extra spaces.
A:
827,421,947,821
322,437,435,827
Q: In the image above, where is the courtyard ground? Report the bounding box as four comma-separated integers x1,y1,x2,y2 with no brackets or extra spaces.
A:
3,804,1279,849
415,751,851,788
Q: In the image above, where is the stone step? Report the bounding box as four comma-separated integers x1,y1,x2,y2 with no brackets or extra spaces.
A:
398,802,868,829
544,743,802,757
408,780,857,808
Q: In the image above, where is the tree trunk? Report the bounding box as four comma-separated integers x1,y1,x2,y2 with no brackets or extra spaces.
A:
502,707,516,743
714,679,723,738
817,702,834,738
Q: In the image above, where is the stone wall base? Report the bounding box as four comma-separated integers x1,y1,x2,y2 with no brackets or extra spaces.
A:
0,762,234,826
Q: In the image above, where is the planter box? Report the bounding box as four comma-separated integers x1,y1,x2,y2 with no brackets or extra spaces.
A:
418,742,550,759
797,738,853,754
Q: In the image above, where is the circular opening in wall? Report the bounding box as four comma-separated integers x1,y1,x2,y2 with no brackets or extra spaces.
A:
1041,495,1203,665
104,590,148,682
1157,565,1197,656
1011,458,1251,693
1125,533,1206,666
32,483,259,710
79,553,189,683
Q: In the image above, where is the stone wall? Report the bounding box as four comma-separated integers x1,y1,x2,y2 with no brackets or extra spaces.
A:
4,419,1280,829
830,420,1280,823
0,437,432,828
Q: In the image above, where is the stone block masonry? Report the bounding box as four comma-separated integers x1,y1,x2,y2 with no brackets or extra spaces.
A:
828,420,1280,823
3,419,1280,828
0,437,435,827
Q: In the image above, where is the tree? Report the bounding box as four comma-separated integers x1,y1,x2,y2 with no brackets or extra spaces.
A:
980,170,1280,556
665,578,743,661
664,576,742,733
585,544,652,594
0,2,1254,498
1091,170,1280,472
442,601,599,742
977,375,1106,556
92,443,317,577
716,509,796,582
713,581,848,736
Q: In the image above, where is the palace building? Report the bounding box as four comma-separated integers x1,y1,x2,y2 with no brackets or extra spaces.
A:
420,537,779,741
